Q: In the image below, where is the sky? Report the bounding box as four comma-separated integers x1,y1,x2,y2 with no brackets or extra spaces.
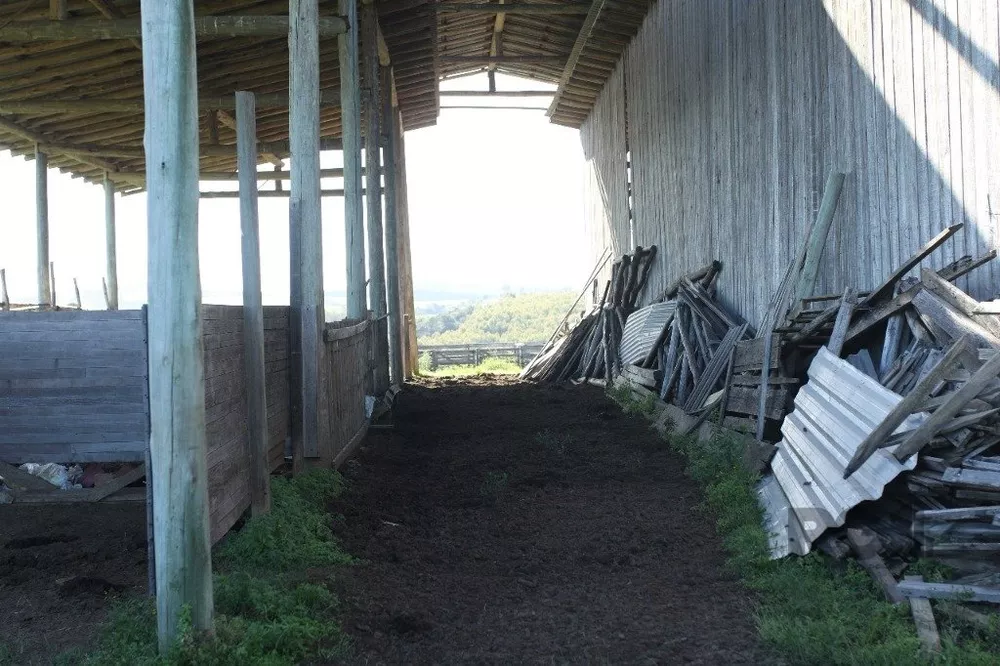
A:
0,74,588,311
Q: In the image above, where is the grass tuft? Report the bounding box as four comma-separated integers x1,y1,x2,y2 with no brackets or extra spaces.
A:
421,357,523,377
67,469,352,666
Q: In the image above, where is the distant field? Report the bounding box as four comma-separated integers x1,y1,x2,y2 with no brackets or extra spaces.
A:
417,291,576,346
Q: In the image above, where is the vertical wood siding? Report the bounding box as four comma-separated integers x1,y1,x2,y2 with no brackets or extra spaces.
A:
581,61,629,294
581,0,1000,325
0,309,149,463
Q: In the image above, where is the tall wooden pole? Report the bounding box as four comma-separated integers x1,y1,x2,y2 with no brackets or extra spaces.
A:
236,91,271,514
290,0,325,460
362,0,388,393
339,0,365,319
35,147,50,306
140,0,213,651
381,67,403,386
395,126,418,377
104,172,119,310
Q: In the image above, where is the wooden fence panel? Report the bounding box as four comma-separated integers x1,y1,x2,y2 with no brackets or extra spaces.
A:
0,309,149,463
325,319,370,464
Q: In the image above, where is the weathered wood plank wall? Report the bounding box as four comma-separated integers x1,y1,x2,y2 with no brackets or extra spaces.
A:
203,305,292,543
0,309,148,463
0,306,292,543
325,319,370,462
582,0,1000,325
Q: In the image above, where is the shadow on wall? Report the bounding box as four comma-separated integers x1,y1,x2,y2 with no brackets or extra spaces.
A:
581,0,999,326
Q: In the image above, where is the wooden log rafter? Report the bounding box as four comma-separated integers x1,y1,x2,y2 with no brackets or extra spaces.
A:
0,16,347,40
437,3,591,14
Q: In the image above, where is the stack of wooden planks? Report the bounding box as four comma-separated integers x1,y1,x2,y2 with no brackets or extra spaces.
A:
522,246,657,382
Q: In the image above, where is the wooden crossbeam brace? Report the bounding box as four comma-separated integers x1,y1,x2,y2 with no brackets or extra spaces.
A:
0,91,341,114
439,55,563,65
441,89,554,96
0,16,347,40
31,137,345,159
547,0,607,117
437,3,590,14
214,109,282,166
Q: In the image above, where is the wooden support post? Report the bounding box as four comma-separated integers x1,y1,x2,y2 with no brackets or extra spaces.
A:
340,0,366,320
72,277,81,309
236,91,271,514
382,71,403,386
362,0,388,394
49,261,56,308
104,172,119,310
394,123,418,377
140,0,213,650
290,0,326,461
35,147,50,306
0,268,8,310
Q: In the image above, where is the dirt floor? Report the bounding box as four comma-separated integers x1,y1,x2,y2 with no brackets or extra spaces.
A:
0,376,765,665
331,376,765,665
0,502,148,664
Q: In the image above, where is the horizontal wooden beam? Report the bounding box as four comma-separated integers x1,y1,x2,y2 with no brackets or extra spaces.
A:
35,137,346,159
438,55,564,65
440,89,554,97
200,187,380,199
441,105,547,110
437,3,590,14
200,167,365,181
0,91,341,114
0,16,347,41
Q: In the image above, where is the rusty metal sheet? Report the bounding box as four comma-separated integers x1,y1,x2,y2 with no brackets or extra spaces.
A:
764,347,925,557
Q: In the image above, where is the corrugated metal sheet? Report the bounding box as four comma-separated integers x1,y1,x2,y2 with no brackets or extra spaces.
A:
619,302,676,365
582,0,1000,327
764,348,924,557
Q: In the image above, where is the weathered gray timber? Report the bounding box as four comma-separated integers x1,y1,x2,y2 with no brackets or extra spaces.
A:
340,0,366,320
582,1,1000,325
289,0,326,461
141,0,213,648
236,92,270,516
0,16,346,40
0,310,148,463
35,148,49,306
383,84,404,385
104,173,119,310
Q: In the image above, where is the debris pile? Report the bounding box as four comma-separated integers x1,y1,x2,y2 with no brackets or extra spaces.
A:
529,210,1000,612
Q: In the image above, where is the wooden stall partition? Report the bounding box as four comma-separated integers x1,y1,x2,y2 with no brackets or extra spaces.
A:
202,305,251,543
325,318,371,466
263,306,292,471
0,309,149,464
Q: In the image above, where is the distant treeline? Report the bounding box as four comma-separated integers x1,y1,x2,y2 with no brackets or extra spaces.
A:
418,292,576,345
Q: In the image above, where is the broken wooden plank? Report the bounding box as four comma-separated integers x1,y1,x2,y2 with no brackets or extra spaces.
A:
844,336,969,477
846,285,922,344
903,576,942,655
89,463,146,502
621,363,661,388
897,580,1000,604
941,467,1000,491
862,223,962,305
827,287,857,356
911,289,1000,349
894,350,1000,462
920,268,1000,340
916,505,1000,521
0,461,59,493
847,527,904,604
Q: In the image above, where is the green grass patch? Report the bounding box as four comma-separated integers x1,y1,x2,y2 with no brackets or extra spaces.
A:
421,357,523,378
66,469,353,666
608,389,1000,665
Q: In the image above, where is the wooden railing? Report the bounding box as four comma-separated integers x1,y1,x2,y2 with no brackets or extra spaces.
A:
421,342,546,370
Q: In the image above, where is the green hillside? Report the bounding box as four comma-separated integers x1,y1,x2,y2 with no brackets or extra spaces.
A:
418,292,576,345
